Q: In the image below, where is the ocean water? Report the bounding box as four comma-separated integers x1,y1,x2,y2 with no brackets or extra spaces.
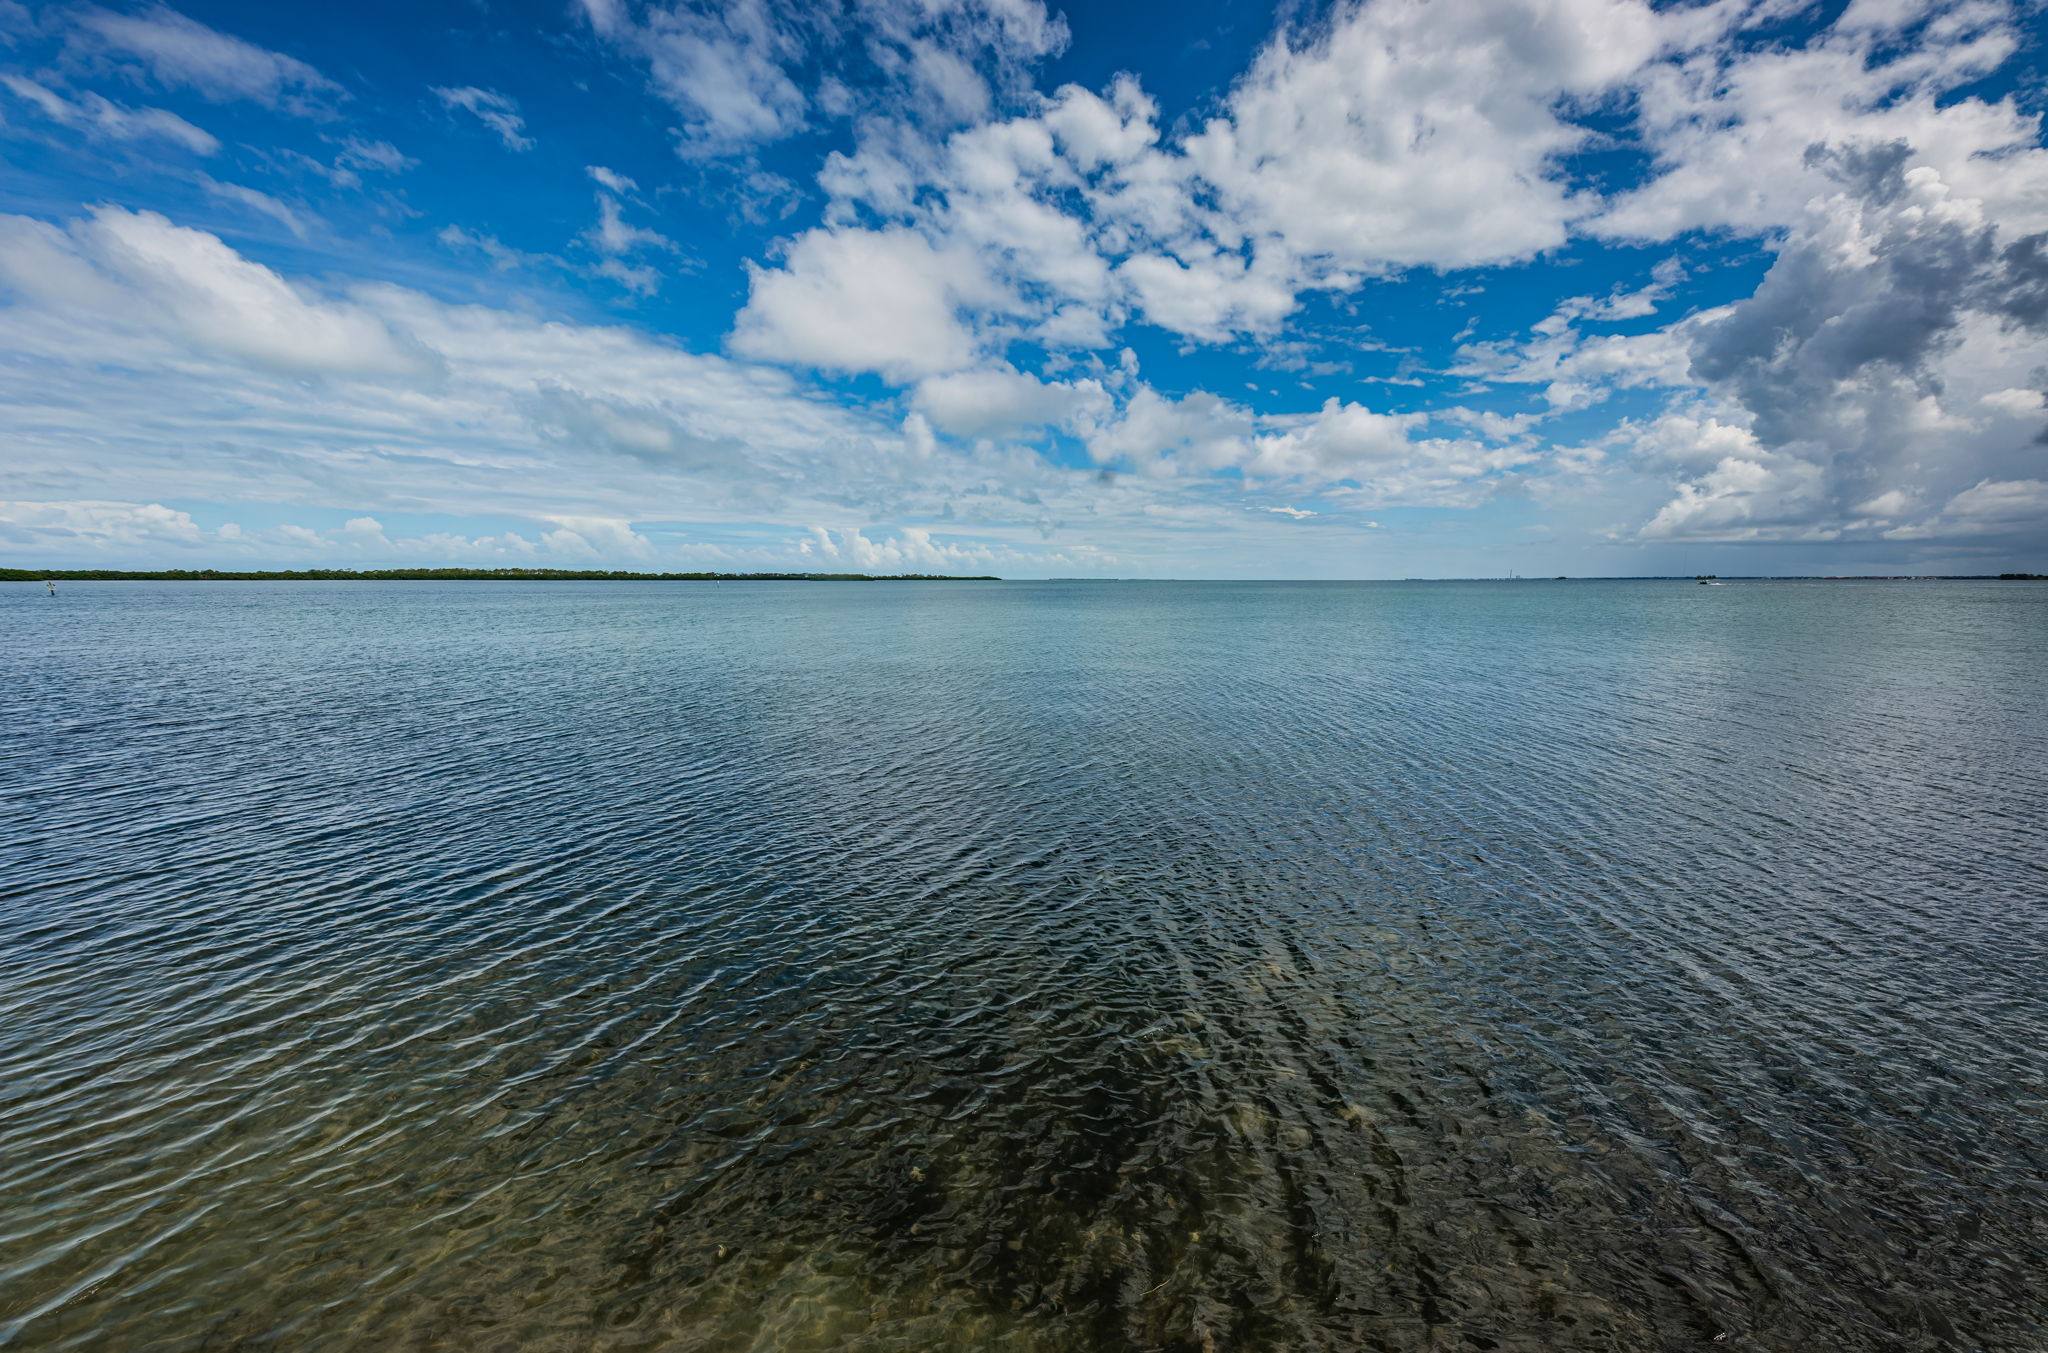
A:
1,578,2043,1353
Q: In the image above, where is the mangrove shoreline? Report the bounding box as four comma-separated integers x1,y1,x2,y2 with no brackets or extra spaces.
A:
3,568,1002,582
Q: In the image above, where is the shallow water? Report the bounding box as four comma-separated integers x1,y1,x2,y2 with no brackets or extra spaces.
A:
2,579,2043,1352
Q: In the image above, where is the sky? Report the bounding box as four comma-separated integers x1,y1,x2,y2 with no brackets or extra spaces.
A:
1,0,2045,577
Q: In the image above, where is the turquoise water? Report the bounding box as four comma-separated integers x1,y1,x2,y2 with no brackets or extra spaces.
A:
2,579,2043,1351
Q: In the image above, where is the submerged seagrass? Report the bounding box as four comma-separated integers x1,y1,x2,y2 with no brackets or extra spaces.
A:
2,579,2043,1351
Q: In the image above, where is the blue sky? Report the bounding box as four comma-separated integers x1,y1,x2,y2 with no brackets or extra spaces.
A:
1,0,2044,576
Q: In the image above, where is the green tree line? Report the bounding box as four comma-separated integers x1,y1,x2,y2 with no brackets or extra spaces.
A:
2,568,1001,582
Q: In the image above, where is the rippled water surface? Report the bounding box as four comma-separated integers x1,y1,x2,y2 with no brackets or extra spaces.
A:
4,579,2045,1352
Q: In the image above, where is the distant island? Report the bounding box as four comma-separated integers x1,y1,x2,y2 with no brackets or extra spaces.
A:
2,568,1000,582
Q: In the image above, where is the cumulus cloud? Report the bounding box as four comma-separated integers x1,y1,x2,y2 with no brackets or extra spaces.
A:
1640,453,1831,542
73,5,340,114
0,204,1466,574
730,226,1010,377
432,86,532,150
739,0,1713,353
1598,0,2048,241
0,498,209,550
1909,478,2048,538
911,365,1106,439
726,0,2048,414
539,514,654,558
0,206,424,376
1249,398,1537,504
1453,307,1697,414
797,522,1056,574
1173,0,1660,276
1078,386,1257,476
882,367,1549,511
1649,142,2048,543
1119,248,1296,343
1247,400,1429,478
15,0,2048,570
814,109,1125,346
1074,0,1694,337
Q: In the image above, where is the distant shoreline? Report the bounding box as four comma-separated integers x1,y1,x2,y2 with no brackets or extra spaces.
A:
2,568,1002,582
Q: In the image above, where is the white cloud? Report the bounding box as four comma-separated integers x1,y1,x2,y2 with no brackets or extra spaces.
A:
74,5,340,114
0,499,616,564
437,224,556,272
0,74,218,152
1647,147,2048,543
713,0,2048,420
0,498,208,549
1919,478,2048,535
1118,248,1297,342
540,515,654,558
1622,409,1765,476
806,110,1123,349
1979,387,2046,418
578,186,677,295
1546,258,1685,327
432,86,533,151
730,226,1008,377
746,0,1709,352
585,193,671,257
1175,0,1660,277
619,0,806,154
198,176,310,238
1452,308,1697,414
578,0,1067,157
336,137,413,173
589,257,661,295
1597,0,2048,241
0,205,1490,574
0,207,425,377
1246,398,1536,504
1247,399,1430,478
1078,386,1256,476
0,207,1037,552
17,0,2047,573
912,364,1105,438
797,523,1042,574
1640,454,1832,541
1039,76,1157,172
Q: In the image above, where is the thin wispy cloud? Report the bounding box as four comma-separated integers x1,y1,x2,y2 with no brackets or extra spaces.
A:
73,5,340,114
431,85,532,150
2,73,218,152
